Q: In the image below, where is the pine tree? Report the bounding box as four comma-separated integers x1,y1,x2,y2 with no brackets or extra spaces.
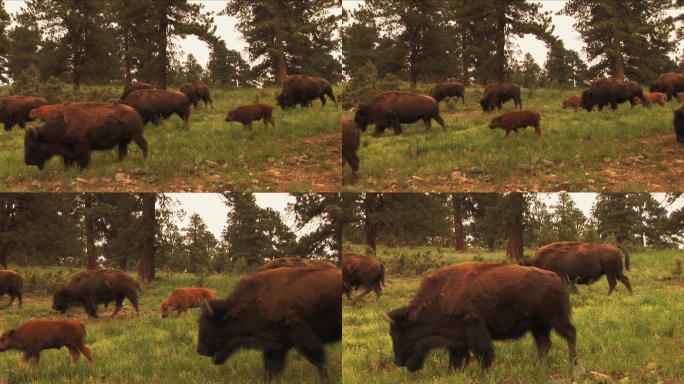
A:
552,192,587,241
183,213,217,273
183,54,204,83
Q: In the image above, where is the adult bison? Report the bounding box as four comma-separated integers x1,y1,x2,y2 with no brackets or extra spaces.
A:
24,102,147,170
121,89,191,127
0,270,23,307
341,252,385,301
121,82,154,99
53,269,140,318
581,78,647,111
276,75,337,109
674,105,684,144
520,241,632,294
342,116,360,184
383,262,577,372
433,82,465,103
0,96,47,131
194,83,214,109
480,82,521,112
354,91,445,136
649,72,684,101
259,256,337,271
197,266,341,380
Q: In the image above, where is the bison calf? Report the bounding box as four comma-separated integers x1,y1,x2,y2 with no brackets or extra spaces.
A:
0,320,93,368
562,95,582,111
342,116,360,184
0,270,23,307
675,106,684,144
341,252,385,301
636,92,666,107
489,110,541,139
161,287,217,318
225,104,275,130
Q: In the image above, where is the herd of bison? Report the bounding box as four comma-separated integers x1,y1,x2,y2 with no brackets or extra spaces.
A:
0,74,337,171
0,241,637,379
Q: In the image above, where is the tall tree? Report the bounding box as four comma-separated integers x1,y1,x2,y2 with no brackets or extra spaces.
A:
504,192,525,260
451,194,466,250
0,0,10,83
552,192,587,241
138,193,157,282
84,194,97,270
183,213,217,273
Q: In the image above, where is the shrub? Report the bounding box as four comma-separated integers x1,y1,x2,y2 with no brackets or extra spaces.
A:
341,62,402,109
384,250,448,276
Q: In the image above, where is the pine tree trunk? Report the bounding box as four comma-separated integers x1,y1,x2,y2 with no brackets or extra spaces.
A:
157,8,169,90
451,194,465,250
138,193,156,282
612,37,626,81
275,49,288,87
364,193,379,252
461,26,469,85
123,33,132,84
506,193,524,261
495,5,507,82
85,195,96,270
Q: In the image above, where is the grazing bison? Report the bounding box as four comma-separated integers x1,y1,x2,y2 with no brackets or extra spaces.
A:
674,106,684,144
342,116,360,184
276,75,337,109
24,102,148,170
354,91,445,136
179,82,199,107
0,320,94,368
161,288,217,318
383,262,577,372
341,252,385,300
259,256,337,271
225,104,275,130
489,110,541,139
636,92,667,107
194,83,214,109
197,267,341,380
581,78,647,111
649,72,684,101
520,242,632,294
433,82,465,103
0,270,23,307
0,96,47,131
121,82,154,99
121,89,191,127
53,269,140,318
480,82,521,112
562,95,582,111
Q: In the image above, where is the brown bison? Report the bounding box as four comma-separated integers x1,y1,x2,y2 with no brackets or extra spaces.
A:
0,95,47,131
0,320,93,368
520,242,632,294
383,262,577,372
635,92,666,107
197,266,341,380
259,256,337,271
53,269,140,318
581,78,647,111
180,82,214,110
161,287,217,318
121,81,154,99
354,91,445,136
480,82,521,112
225,104,275,130
562,95,582,111
342,116,360,184
674,105,684,144
276,75,337,109
24,102,147,170
341,252,385,300
489,110,541,139
433,82,465,103
0,270,23,307
122,89,191,127
649,72,684,101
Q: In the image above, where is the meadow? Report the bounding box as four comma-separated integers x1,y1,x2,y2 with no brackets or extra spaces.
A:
342,245,684,384
341,86,684,192
0,267,341,384
0,86,343,192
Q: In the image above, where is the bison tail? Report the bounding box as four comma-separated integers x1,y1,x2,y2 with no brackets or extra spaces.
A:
617,245,630,271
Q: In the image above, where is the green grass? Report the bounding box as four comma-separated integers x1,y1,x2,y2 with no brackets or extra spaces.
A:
0,268,341,384
342,245,684,384
342,87,683,191
0,86,343,192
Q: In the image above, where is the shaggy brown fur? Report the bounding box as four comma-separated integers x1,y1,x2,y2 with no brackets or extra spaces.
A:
161,287,217,318
341,252,385,300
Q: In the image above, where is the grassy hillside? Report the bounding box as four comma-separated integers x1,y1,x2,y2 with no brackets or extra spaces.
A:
0,86,342,192
342,245,684,384
0,267,341,384
341,86,684,191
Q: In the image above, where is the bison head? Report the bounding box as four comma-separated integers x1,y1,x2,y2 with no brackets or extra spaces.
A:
276,93,295,109
580,90,595,112
353,104,372,132
383,307,444,373
224,110,237,123
648,82,661,93
197,300,241,365
488,116,502,129
161,301,172,318
480,97,494,113
0,329,16,352
24,128,55,170
52,288,70,313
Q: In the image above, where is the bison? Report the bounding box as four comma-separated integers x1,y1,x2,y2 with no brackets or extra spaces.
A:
225,104,275,130
194,83,214,109
341,252,385,301
161,287,217,318
433,82,465,104
276,75,337,109
121,89,191,127
197,266,341,380
0,270,23,307
121,82,154,99
259,256,337,271
489,110,541,139
383,262,577,372
53,269,140,318
635,92,667,107
342,116,360,184
0,320,93,368
520,241,632,294
480,82,521,112
649,72,684,101
581,78,647,111
562,95,582,111
674,105,684,144
24,102,148,170
354,91,445,136
0,96,47,131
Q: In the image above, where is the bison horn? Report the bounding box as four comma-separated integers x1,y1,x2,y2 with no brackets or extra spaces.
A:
202,300,214,316
381,312,395,326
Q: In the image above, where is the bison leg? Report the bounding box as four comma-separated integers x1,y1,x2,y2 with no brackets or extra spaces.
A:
433,114,446,130
551,319,577,367
67,345,81,365
118,142,129,161
391,121,402,136
3,122,11,131
16,291,22,307
84,300,99,318
319,95,327,106
534,124,542,138
353,286,373,302
288,325,327,379
31,353,40,368
448,346,469,370
21,352,32,366
372,282,382,298
618,274,632,293
262,348,287,381
133,134,148,159
74,143,91,169
504,130,511,140
531,325,552,360
422,117,432,131
17,117,26,129
607,274,618,294
465,321,494,369
77,343,94,366
112,295,124,317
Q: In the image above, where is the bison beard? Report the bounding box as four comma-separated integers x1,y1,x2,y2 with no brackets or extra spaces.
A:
675,106,684,144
